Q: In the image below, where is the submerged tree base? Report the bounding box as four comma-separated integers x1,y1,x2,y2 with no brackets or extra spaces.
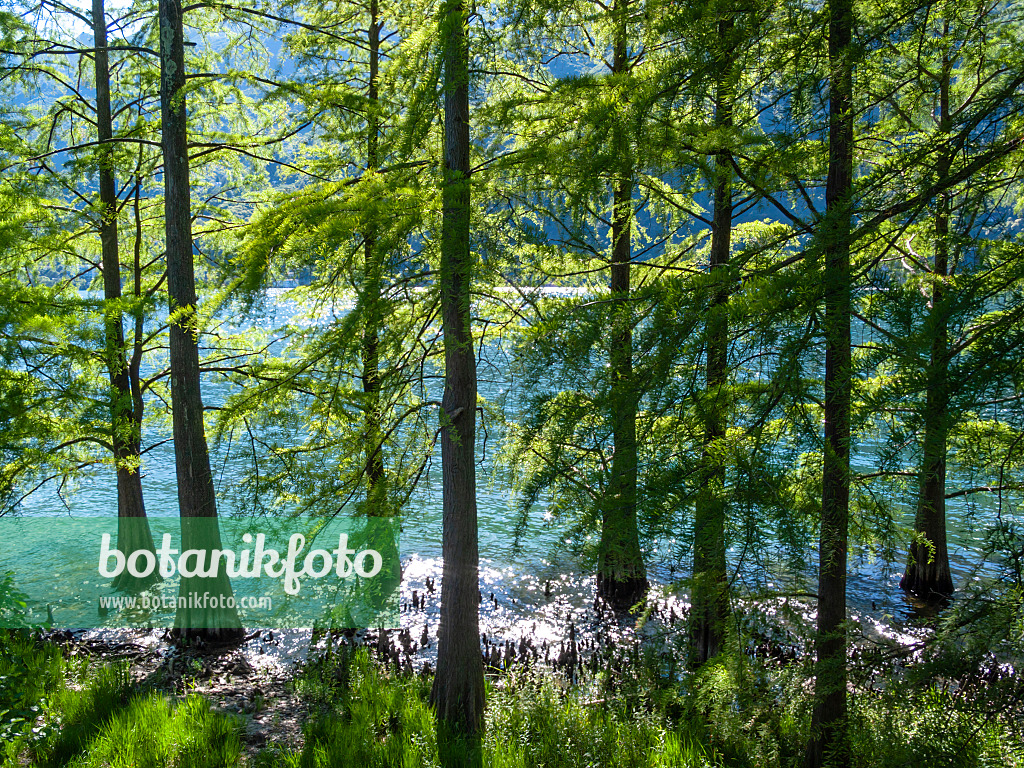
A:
111,516,162,593
900,549,954,603
170,573,245,647
595,573,648,612
169,625,246,646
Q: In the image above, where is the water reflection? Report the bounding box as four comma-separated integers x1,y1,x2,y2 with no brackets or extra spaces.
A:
25,289,1019,676
71,548,938,684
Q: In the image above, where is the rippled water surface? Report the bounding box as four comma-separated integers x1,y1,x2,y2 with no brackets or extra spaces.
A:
12,290,1014,666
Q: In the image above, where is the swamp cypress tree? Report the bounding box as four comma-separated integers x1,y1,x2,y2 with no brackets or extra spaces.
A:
689,10,738,667
479,0,669,612
0,0,166,556
362,0,386,514
159,0,242,640
855,0,1024,602
805,0,854,764
226,0,438,522
597,0,649,611
430,0,485,761
92,0,158,590
900,41,955,601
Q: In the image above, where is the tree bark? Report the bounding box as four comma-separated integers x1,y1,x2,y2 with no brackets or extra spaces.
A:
805,0,853,765
362,0,386,516
690,15,733,667
596,0,648,611
901,42,954,602
358,0,401,618
159,0,242,640
92,0,158,591
430,0,484,761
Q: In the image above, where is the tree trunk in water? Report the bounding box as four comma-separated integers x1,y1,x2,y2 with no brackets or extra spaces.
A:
159,0,242,641
363,0,386,517
805,0,853,765
430,1,484,763
93,0,158,591
901,46,954,602
597,0,648,611
359,0,400,616
690,16,733,666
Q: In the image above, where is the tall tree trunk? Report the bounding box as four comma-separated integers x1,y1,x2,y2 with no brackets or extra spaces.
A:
597,0,648,611
901,43,954,601
805,0,854,765
690,15,733,667
92,0,158,591
159,0,242,640
430,1,484,763
363,0,386,516
130,158,147,465
359,0,400,615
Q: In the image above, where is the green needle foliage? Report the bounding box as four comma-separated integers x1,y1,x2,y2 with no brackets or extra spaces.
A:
221,0,442,520
1,0,1024,759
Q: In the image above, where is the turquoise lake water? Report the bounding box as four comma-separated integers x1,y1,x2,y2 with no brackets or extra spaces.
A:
2,288,1011,651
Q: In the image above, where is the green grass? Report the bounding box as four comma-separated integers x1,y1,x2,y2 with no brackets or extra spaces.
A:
57,692,243,768
287,647,724,768
284,645,1024,768
485,673,715,768
1,632,243,768
846,686,1024,768
4,631,1023,768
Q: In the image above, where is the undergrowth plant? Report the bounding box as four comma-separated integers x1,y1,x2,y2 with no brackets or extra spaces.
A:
4,627,1023,767
1,633,243,768
283,636,1024,768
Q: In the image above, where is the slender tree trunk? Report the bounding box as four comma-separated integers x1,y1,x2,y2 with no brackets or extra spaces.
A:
430,1,484,763
690,15,734,666
805,0,854,765
92,0,158,591
363,0,386,516
130,159,147,448
359,0,401,615
159,0,242,640
901,45,954,601
597,0,648,611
